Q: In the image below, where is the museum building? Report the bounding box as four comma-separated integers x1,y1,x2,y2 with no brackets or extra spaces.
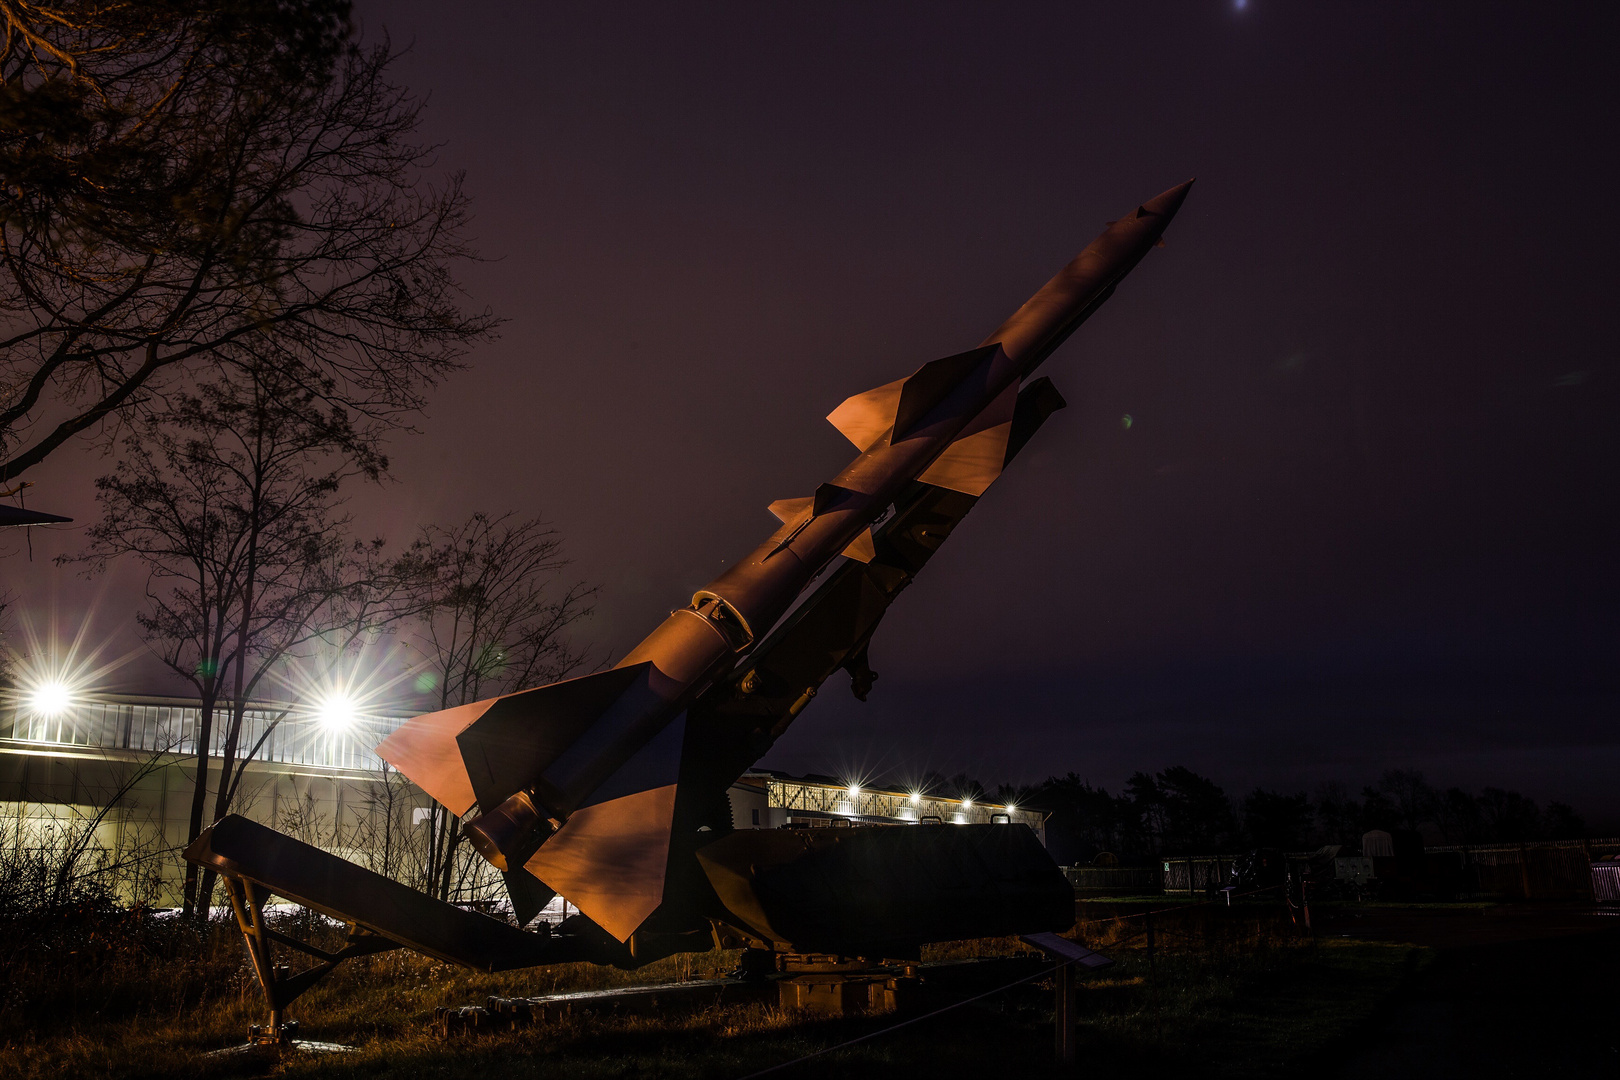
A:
0,692,412,902
1,692,1046,905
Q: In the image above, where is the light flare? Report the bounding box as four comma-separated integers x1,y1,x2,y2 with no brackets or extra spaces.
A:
26,680,73,717
274,639,424,740
4,599,140,733
316,691,359,731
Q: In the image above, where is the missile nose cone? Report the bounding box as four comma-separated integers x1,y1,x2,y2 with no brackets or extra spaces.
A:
1140,178,1195,224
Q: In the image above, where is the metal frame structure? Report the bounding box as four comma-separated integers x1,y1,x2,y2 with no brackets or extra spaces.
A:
222,877,399,1044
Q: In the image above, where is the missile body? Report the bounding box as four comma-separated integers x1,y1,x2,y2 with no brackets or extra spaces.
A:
378,180,1193,941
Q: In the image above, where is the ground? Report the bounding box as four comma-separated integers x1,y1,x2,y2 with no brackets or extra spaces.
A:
1316,903,1619,1078
1,900,1614,1078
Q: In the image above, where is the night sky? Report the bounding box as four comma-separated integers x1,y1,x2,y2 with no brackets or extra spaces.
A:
12,3,1619,818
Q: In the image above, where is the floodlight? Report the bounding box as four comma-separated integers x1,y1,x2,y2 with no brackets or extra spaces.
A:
909,790,922,806
961,798,974,811
27,680,72,718
847,783,860,799
315,691,358,730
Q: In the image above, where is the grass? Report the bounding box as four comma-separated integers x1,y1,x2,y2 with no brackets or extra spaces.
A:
0,901,1425,1079
1328,900,1498,910
1078,894,1206,904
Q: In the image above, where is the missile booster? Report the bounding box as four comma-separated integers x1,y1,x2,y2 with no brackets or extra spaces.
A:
377,180,1194,943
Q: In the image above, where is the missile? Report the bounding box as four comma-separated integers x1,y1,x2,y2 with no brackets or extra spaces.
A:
378,179,1194,941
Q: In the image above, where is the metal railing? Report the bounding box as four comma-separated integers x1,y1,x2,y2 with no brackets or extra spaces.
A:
763,776,1046,836
1064,866,1162,895
0,696,404,773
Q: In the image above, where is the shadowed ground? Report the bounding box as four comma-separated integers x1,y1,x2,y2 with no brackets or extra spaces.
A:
4,902,1613,1078
1314,903,1620,1079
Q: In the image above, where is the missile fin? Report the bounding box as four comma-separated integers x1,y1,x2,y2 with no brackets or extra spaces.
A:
524,713,686,942
454,663,655,813
1004,376,1068,466
841,528,876,563
766,486,859,559
767,496,813,524
827,377,905,451
503,867,556,928
376,699,492,815
918,425,1013,496
812,482,857,516
828,344,1003,449
917,379,1020,497
893,344,1000,441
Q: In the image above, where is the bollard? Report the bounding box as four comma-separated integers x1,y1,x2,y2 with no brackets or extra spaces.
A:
1055,961,1077,1064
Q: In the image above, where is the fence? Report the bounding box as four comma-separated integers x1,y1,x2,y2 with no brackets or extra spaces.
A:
1594,861,1620,903
1063,866,1162,897
1068,839,1620,901
1428,839,1620,900
1161,856,1233,894
0,696,402,773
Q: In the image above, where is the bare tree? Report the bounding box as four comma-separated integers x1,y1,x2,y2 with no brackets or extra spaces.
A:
351,764,420,884
68,360,424,916
0,1,497,481
408,512,596,900
0,588,11,687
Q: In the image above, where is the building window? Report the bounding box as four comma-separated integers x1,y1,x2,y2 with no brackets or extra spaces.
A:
751,809,760,826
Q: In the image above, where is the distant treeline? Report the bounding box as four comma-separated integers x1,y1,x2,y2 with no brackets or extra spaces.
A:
991,768,1588,866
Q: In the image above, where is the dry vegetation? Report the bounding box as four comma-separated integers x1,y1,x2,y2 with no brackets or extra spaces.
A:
0,896,1422,1080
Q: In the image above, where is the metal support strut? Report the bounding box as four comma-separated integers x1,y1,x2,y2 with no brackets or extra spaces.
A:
223,876,399,1046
